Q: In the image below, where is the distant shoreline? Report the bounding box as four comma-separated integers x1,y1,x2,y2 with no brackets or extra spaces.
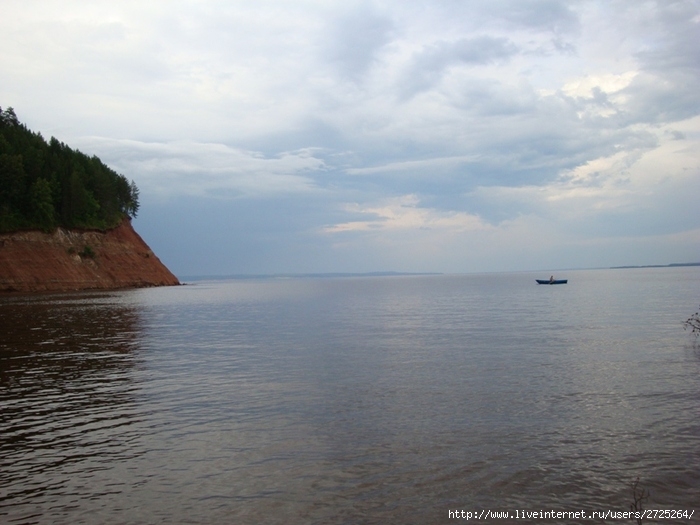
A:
179,264,700,282
180,271,443,282
610,262,700,269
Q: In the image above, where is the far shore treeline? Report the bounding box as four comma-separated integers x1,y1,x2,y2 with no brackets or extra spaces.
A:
0,107,139,233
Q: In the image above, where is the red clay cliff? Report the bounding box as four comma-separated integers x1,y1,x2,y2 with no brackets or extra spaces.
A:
0,219,179,293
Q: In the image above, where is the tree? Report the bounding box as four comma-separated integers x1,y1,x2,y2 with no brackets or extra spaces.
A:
63,167,100,227
29,178,56,231
0,107,19,127
0,153,26,231
0,107,141,231
127,179,140,218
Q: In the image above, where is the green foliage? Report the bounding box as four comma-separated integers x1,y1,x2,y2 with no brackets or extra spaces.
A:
79,245,96,259
29,178,55,231
0,106,140,233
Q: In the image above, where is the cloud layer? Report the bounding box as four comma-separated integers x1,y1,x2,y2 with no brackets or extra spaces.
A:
2,0,698,274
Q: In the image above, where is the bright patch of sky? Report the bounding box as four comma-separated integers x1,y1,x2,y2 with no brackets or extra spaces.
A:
1,0,698,275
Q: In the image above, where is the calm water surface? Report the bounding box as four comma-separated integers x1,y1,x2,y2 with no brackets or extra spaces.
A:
1,269,699,524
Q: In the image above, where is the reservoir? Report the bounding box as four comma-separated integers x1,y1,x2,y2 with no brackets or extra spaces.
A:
1,268,698,523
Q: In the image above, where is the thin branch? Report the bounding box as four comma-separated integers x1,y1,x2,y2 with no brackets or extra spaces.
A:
630,477,650,525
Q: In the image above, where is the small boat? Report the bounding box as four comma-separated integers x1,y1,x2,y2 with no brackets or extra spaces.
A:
536,279,568,285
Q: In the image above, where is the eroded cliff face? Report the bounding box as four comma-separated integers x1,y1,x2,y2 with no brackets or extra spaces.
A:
0,219,179,293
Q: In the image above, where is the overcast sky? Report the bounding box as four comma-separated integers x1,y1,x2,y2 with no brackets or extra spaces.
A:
2,0,699,276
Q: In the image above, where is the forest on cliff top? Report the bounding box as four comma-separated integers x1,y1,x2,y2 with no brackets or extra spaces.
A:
0,107,139,233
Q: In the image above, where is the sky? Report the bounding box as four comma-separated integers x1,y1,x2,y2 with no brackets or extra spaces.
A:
1,0,699,276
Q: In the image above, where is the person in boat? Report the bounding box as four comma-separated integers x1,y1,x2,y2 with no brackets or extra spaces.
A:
549,275,554,283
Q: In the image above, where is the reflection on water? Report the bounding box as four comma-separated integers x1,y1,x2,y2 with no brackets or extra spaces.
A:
0,293,145,524
1,270,699,524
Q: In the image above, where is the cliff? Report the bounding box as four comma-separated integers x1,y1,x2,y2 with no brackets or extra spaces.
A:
0,219,179,293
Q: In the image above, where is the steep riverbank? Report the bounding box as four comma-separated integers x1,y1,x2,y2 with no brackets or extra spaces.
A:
0,219,179,293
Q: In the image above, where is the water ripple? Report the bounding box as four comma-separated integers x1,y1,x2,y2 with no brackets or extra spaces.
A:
2,270,700,524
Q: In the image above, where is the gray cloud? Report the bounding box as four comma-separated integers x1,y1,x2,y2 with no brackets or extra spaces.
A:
2,0,698,273
487,0,580,33
322,6,394,80
399,36,519,97
633,0,700,72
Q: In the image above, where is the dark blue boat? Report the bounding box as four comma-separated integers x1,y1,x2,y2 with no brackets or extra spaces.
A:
536,279,568,285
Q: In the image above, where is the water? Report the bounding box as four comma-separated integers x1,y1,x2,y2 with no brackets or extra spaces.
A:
1,268,699,524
